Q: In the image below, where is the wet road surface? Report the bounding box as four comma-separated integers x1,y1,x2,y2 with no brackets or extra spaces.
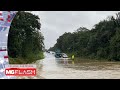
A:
17,52,120,79
37,52,120,79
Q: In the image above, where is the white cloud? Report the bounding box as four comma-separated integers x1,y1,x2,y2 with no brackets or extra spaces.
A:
32,11,120,49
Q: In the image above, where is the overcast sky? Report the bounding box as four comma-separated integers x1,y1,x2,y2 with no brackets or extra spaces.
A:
32,11,119,49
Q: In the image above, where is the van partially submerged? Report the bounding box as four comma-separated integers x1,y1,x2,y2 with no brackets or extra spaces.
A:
55,53,68,58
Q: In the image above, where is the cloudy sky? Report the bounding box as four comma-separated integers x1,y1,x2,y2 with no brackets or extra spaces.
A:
32,11,119,49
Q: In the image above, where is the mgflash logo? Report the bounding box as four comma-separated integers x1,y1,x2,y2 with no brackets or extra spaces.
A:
5,65,36,76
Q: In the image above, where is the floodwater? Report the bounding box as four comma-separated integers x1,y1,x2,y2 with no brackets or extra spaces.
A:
37,52,120,79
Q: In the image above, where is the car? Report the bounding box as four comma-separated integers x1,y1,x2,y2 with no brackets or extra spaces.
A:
52,52,55,55
62,53,68,58
55,53,62,58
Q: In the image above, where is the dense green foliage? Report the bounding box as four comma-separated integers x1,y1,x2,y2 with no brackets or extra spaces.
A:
8,11,44,63
9,52,44,64
49,12,120,61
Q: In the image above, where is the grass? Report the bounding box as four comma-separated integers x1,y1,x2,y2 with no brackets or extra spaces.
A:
9,52,44,64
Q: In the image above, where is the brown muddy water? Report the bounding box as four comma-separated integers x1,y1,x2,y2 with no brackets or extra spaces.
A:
17,52,120,79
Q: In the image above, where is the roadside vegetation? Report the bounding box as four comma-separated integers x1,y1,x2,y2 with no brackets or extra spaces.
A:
49,12,120,61
8,11,44,64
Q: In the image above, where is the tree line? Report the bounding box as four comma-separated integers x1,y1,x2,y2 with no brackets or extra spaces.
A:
49,12,120,61
8,11,44,63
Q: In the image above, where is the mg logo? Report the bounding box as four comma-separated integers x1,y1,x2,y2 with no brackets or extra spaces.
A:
5,70,14,74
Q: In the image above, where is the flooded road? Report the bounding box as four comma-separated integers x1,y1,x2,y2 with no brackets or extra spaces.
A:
37,52,120,79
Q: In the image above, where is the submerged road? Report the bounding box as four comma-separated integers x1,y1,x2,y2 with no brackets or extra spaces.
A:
17,52,120,79
37,52,120,79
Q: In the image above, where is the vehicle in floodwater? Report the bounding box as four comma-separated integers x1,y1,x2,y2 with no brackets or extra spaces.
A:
62,53,68,58
55,53,68,58
55,53,62,58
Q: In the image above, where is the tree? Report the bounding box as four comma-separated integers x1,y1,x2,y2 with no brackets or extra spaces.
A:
109,28,120,61
49,12,120,61
8,11,44,59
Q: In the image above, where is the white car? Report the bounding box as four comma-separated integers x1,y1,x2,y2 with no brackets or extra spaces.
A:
62,53,68,58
